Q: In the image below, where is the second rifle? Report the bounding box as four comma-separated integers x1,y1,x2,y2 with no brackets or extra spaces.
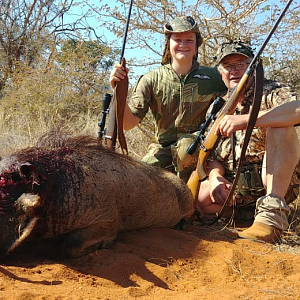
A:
187,0,294,201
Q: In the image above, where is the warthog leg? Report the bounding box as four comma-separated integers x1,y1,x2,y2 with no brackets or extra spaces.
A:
61,223,119,258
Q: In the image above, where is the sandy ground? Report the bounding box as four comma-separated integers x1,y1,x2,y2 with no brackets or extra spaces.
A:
1,220,300,300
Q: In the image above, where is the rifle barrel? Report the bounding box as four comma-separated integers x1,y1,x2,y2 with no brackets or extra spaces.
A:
119,0,134,62
254,0,293,61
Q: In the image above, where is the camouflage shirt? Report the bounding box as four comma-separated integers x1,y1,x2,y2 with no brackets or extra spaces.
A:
128,61,227,146
215,79,299,176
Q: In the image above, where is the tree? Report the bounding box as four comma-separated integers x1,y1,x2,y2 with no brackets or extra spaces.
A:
86,0,300,90
0,0,118,154
0,0,74,91
57,39,117,110
1,0,299,156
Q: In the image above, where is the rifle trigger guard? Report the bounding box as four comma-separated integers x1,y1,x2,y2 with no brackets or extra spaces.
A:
200,145,208,152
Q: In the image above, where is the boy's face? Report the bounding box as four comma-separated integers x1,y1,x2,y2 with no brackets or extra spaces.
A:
169,32,197,64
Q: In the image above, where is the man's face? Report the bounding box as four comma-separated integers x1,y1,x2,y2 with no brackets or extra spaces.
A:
219,54,250,91
169,32,197,63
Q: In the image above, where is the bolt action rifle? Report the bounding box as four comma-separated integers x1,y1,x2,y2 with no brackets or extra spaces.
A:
101,0,134,154
187,0,294,216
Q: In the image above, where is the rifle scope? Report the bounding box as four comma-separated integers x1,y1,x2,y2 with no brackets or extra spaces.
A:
98,93,112,139
186,96,225,155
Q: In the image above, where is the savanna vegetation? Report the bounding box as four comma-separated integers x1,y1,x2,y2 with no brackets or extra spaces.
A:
0,0,299,155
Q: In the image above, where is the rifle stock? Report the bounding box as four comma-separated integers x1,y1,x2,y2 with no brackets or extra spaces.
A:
104,58,129,153
187,0,293,202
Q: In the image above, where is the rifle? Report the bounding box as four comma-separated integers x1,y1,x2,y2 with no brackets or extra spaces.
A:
187,0,294,202
103,0,133,154
186,96,225,156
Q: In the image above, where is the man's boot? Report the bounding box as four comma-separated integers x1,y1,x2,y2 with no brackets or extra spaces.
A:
238,222,282,243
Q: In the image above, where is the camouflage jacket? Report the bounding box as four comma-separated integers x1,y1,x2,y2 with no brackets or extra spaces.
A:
214,79,299,177
128,61,227,146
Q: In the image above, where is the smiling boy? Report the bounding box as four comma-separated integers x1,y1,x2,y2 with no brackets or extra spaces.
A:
110,16,227,181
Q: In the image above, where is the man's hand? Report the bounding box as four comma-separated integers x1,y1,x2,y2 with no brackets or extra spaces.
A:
209,172,232,206
110,63,129,88
216,114,249,137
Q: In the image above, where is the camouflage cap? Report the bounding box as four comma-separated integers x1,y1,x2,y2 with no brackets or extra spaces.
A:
214,40,254,64
161,16,203,65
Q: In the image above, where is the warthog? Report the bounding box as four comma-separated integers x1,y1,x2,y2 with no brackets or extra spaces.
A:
0,134,194,258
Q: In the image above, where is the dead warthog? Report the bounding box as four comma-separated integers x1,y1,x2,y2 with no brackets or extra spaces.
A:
0,134,194,258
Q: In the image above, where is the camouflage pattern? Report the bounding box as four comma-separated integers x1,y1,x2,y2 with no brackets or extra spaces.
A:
141,133,199,182
128,61,227,179
129,62,226,145
171,133,199,181
213,80,300,207
141,143,174,170
162,16,202,65
164,16,200,34
214,40,254,64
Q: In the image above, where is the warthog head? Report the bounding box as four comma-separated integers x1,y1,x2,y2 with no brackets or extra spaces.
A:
0,156,44,256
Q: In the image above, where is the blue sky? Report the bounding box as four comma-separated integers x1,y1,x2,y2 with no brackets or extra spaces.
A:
63,0,159,80
62,0,295,82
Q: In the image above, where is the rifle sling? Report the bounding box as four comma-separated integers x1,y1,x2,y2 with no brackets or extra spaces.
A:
115,58,129,155
212,60,264,224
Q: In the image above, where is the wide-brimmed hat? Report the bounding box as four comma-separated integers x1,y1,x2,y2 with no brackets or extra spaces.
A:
164,16,200,34
161,16,203,65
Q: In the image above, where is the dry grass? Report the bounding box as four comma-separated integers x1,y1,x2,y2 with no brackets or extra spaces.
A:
0,112,100,157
